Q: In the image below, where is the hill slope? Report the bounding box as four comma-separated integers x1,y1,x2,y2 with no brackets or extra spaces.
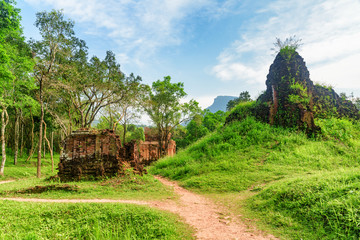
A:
150,105,360,239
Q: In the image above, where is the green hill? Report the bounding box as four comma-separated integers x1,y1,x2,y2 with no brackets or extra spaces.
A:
150,102,360,239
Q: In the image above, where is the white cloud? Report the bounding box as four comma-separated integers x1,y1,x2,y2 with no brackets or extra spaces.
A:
25,0,239,66
212,0,360,91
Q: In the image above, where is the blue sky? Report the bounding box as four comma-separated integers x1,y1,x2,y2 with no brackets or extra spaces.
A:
18,0,360,109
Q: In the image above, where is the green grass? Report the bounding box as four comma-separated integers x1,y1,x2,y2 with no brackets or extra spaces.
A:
0,173,174,200
150,116,360,238
0,201,194,240
151,117,360,193
0,154,191,239
0,154,173,200
0,154,59,180
248,168,360,239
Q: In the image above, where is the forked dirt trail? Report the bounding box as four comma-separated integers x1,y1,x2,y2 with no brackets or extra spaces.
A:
152,176,276,240
0,177,276,240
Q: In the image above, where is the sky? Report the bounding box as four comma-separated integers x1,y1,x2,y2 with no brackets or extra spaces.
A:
17,0,360,109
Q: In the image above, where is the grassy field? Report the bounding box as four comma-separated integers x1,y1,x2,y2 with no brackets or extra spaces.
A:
0,154,173,200
0,154,193,239
0,200,193,240
0,154,60,180
150,111,360,239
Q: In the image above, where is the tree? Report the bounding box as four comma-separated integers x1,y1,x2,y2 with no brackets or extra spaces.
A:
202,110,226,131
60,50,143,129
31,9,76,178
185,114,208,143
143,76,201,156
0,0,34,176
226,91,251,111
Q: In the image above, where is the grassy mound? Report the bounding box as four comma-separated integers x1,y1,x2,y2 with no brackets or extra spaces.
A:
0,201,193,240
151,106,360,238
249,168,360,239
151,116,360,193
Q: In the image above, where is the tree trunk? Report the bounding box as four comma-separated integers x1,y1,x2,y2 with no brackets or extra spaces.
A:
26,107,35,162
43,121,54,172
59,130,64,156
43,136,46,159
14,108,19,165
37,81,44,178
20,111,24,157
51,131,53,155
0,107,9,176
68,108,72,135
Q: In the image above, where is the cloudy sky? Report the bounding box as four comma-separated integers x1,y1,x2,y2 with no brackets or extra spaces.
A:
18,0,360,108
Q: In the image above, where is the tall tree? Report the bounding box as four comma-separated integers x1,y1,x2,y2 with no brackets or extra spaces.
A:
143,76,201,156
62,51,143,129
0,0,34,175
30,10,75,178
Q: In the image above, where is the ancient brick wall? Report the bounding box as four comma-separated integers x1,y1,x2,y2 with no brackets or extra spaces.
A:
138,139,176,165
58,128,176,181
58,129,143,181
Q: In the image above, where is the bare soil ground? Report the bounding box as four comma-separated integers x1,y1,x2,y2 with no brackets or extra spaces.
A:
0,177,277,240
151,176,276,240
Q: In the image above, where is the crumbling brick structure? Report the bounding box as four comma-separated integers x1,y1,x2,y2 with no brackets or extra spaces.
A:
58,129,144,181
58,128,176,181
138,127,176,165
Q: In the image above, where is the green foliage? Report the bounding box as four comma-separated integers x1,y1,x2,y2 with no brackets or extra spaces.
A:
226,91,252,111
126,126,145,143
143,76,201,155
289,82,310,105
203,110,226,131
272,35,302,59
249,169,360,239
0,0,35,110
0,201,193,239
225,101,257,124
173,111,226,149
316,118,360,142
152,115,360,238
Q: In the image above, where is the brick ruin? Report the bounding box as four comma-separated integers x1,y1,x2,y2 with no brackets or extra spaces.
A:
58,128,176,181
139,127,176,165
226,50,360,135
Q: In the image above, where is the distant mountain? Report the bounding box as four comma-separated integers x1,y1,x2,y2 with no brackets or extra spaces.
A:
206,95,237,113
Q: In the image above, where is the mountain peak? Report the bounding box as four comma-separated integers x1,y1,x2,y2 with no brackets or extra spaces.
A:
206,96,237,113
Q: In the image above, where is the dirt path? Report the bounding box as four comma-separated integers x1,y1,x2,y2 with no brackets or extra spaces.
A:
152,176,276,240
0,177,276,240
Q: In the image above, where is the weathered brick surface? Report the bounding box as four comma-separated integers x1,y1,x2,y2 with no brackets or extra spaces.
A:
138,140,176,165
139,127,176,165
58,128,176,181
58,129,144,181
